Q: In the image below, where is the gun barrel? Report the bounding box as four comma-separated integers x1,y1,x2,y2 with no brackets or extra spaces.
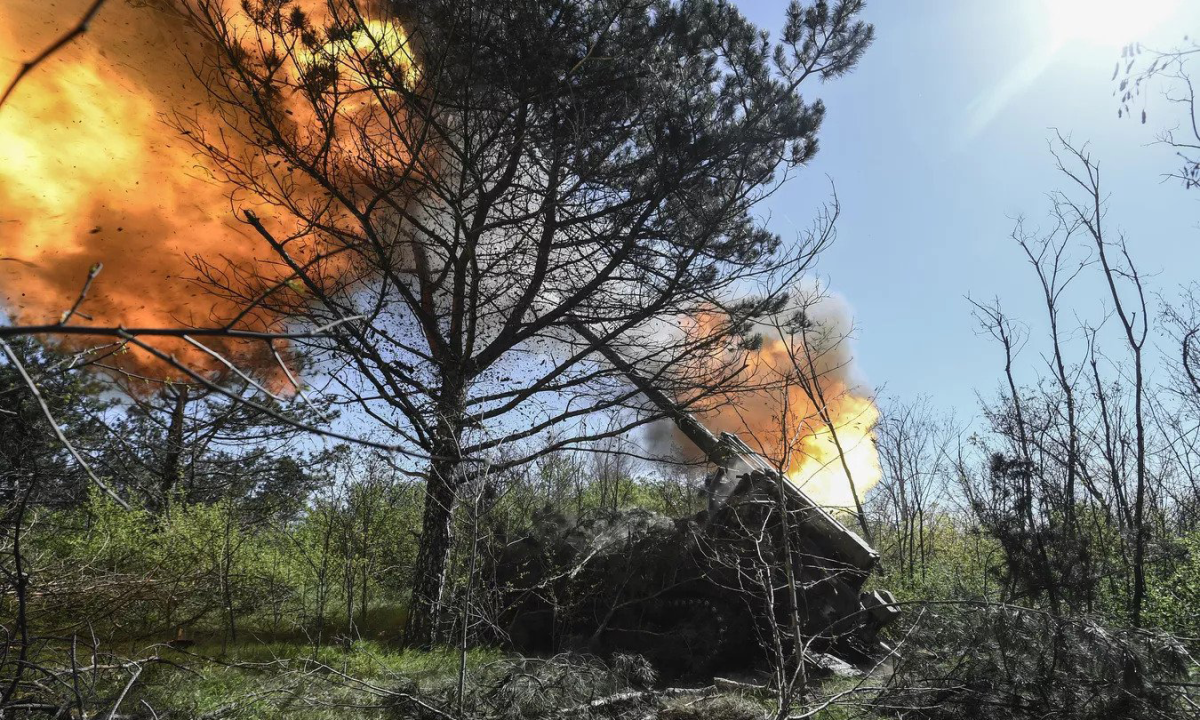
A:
571,319,879,572
570,321,724,460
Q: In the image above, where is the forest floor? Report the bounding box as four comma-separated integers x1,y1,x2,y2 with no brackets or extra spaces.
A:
130,641,491,719
111,639,866,719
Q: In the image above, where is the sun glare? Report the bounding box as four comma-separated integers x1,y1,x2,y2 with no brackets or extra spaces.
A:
1043,0,1179,47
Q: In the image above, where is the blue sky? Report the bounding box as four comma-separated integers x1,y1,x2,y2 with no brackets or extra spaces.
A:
737,0,1200,420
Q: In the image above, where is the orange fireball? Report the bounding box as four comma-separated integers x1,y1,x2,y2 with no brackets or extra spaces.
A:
673,303,882,512
0,0,420,382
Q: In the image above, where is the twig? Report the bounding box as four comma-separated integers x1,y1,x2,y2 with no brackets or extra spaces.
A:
0,323,353,340
269,341,328,421
181,334,287,403
70,634,84,720
106,661,145,720
60,263,103,325
301,659,457,720
0,338,130,509
113,330,428,458
0,0,111,110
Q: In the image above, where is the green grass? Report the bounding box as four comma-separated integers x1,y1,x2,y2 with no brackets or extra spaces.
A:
129,640,503,720
128,642,887,720
23,611,888,720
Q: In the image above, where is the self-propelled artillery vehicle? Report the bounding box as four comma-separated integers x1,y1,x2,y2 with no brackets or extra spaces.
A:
491,324,899,677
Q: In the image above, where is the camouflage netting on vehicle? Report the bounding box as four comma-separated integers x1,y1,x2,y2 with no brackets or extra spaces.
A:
491,508,756,677
489,481,898,679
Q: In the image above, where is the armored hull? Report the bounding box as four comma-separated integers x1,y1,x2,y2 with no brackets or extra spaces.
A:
492,466,898,677
506,320,900,675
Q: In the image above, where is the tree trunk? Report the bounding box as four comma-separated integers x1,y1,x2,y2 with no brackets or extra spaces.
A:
405,464,458,647
404,377,468,647
160,386,189,511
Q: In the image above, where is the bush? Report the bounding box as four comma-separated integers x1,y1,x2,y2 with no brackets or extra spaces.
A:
1147,529,1200,642
20,489,416,645
876,603,1193,719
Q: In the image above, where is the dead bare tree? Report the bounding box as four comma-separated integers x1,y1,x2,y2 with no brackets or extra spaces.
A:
1050,135,1153,626
691,451,889,720
773,296,876,544
1159,286,1200,527
966,135,1168,628
871,397,955,584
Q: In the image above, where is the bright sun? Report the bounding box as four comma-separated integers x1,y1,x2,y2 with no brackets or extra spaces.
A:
1043,0,1179,47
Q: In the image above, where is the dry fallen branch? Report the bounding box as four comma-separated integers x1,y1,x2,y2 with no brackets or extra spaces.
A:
557,686,718,717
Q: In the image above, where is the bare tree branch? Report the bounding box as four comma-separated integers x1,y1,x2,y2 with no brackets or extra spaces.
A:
0,337,130,509
0,0,111,111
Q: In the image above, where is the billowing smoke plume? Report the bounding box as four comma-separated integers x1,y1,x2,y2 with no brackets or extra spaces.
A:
654,291,881,510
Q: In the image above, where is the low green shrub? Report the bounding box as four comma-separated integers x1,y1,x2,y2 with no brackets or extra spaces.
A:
876,603,1192,720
